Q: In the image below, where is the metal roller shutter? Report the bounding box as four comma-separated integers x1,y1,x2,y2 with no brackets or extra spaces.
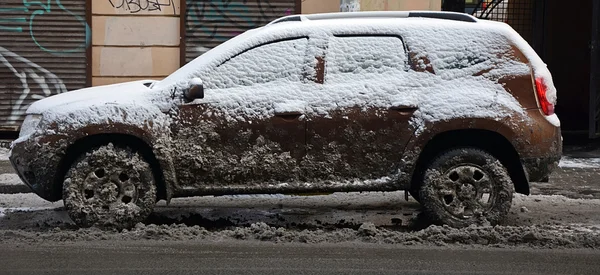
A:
185,0,299,63
0,0,88,131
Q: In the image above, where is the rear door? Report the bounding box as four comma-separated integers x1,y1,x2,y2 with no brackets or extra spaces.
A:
171,37,310,192
304,35,418,185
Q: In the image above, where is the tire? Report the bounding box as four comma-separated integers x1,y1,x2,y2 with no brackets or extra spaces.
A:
418,147,513,228
408,189,421,202
63,143,157,230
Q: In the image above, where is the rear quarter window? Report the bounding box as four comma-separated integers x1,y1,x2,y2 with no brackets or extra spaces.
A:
404,28,531,79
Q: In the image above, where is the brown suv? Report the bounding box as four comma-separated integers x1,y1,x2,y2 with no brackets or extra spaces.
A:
10,11,562,229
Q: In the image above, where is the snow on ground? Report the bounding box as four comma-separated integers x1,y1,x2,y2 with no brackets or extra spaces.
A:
0,174,22,185
559,156,600,169
0,148,8,161
1,192,600,248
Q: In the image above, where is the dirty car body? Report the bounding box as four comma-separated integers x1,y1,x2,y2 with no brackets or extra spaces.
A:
10,11,562,228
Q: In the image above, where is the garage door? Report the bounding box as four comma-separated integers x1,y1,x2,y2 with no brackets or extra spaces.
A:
185,0,299,63
0,0,89,131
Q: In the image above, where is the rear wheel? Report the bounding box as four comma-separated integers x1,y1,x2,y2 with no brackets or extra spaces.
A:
419,147,513,228
63,143,156,230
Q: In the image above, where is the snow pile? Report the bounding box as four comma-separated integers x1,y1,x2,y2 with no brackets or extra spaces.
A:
0,174,22,185
1,222,599,249
559,157,600,169
0,148,8,161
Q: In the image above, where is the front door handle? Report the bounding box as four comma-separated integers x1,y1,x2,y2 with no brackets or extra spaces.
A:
390,106,419,115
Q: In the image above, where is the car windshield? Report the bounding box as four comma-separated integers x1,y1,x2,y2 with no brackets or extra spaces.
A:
151,29,257,90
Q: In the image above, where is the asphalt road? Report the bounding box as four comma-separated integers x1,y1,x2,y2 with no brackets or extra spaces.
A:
1,241,598,275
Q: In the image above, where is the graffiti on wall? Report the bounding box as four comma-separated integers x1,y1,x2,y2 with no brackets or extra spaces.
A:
108,0,177,14
0,47,66,123
186,0,293,43
0,0,88,126
0,0,91,55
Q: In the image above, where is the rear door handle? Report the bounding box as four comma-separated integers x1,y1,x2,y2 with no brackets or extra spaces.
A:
390,106,419,114
274,111,303,120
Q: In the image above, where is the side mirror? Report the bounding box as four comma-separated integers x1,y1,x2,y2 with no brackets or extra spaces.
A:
184,78,204,102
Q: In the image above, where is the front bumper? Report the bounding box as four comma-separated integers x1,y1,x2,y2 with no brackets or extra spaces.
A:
10,136,66,202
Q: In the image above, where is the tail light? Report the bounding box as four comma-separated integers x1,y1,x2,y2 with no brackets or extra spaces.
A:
535,77,555,116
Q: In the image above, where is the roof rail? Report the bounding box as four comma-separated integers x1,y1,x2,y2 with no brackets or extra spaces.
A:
267,11,477,25
409,11,477,22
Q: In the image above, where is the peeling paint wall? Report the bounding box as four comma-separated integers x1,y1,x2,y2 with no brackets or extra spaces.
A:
91,0,182,86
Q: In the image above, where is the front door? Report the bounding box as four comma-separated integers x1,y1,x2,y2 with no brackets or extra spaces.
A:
171,37,311,194
303,35,418,189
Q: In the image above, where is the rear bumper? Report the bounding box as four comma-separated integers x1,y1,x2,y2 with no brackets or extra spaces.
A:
521,127,562,183
521,156,560,182
9,136,65,202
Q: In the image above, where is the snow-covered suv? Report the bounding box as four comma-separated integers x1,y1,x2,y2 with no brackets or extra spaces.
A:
10,11,562,229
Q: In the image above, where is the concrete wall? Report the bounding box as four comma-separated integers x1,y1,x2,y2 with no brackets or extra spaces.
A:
302,0,441,14
91,0,182,86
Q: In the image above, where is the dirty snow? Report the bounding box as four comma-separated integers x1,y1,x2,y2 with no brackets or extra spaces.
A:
1,192,600,248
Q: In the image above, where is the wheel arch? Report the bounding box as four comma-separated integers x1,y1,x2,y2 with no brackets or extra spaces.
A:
409,129,529,195
54,133,171,202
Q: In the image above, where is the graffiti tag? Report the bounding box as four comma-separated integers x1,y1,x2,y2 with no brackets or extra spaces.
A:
186,0,293,43
0,0,91,55
109,0,177,14
0,47,66,123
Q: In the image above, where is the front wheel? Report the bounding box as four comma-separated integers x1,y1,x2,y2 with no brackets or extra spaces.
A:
63,143,157,229
419,148,513,228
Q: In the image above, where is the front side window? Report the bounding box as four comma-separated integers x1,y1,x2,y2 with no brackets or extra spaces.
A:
205,38,308,89
325,36,407,84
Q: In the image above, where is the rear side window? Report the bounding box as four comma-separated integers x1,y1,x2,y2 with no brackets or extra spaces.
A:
325,36,407,84
206,38,308,89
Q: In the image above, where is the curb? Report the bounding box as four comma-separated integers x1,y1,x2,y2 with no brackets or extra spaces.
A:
0,184,31,194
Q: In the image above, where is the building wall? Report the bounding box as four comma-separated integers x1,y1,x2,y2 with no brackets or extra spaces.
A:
361,0,441,11
91,0,182,86
542,0,593,133
302,0,341,14
302,0,441,14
